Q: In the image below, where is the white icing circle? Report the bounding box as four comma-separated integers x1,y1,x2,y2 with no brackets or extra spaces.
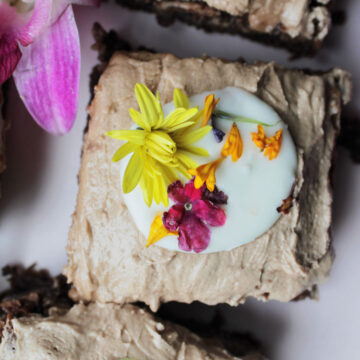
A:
120,87,297,253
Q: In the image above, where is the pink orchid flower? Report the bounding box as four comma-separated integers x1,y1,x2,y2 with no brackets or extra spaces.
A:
163,180,227,253
0,0,99,134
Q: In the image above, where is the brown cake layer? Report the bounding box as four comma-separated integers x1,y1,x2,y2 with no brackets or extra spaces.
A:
117,0,334,56
64,25,351,311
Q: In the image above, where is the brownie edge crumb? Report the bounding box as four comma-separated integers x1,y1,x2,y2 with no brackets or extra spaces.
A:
0,265,73,342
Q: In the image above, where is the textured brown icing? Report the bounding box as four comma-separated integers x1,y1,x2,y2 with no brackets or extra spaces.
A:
0,303,263,360
64,52,351,311
155,0,331,41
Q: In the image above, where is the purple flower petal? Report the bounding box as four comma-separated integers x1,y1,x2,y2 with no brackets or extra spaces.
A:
192,200,226,227
168,180,188,204
184,179,203,202
163,204,184,231
202,186,228,205
13,5,80,134
178,214,210,253
0,37,21,85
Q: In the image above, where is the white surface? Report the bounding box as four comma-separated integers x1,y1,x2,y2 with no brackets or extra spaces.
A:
122,87,297,253
1,2,360,359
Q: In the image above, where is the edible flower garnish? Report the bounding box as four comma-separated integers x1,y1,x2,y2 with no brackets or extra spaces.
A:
155,180,227,253
188,122,243,191
251,124,266,150
264,129,283,160
0,0,99,134
221,123,243,161
211,119,226,143
146,214,178,248
201,94,220,126
251,125,283,160
106,84,212,207
188,158,224,192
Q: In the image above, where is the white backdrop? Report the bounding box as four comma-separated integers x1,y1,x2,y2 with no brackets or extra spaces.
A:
1,2,360,359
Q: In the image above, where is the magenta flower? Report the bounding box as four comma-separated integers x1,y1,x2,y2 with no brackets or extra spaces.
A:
0,0,99,134
163,180,227,253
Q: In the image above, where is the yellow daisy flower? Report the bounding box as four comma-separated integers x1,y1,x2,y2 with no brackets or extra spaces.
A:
106,84,212,207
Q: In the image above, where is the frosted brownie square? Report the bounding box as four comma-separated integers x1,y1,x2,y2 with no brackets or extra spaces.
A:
64,39,351,310
0,266,264,360
117,0,335,56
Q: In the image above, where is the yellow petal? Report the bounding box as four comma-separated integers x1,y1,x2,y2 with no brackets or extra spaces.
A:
147,131,176,151
135,83,163,128
112,142,138,162
181,145,209,157
175,150,198,170
129,108,151,131
140,170,153,207
173,88,189,109
146,214,177,248
152,173,169,206
106,130,146,145
167,121,196,132
174,160,192,179
175,125,212,146
163,107,198,131
122,149,145,193
158,164,177,184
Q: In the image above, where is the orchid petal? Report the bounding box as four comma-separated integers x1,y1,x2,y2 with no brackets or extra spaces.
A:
13,6,80,134
0,37,21,84
16,0,53,46
0,3,30,37
71,0,101,6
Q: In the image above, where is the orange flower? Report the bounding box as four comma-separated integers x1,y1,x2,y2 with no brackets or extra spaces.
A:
201,94,220,127
188,158,224,192
221,123,243,162
251,125,266,151
146,214,178,248
251,125,283,160
264,129,283,160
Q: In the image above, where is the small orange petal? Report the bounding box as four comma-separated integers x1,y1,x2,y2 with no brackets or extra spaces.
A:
221,123,243,162
146,214,177,248
264,129,283,160
188,158,224,192
251,125,266,151
201,94,220,127
194,174,205,189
